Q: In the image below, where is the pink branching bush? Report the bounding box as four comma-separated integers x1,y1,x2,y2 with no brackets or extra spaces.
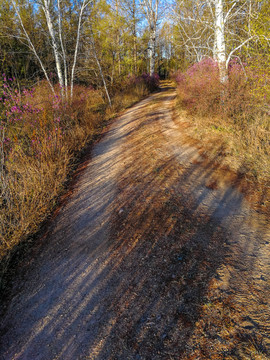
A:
1,75,42,158
224,59,253,120
125,73,160,92
175,58,222,116
175,57,270,121
0,76,65,162
141,73,160,91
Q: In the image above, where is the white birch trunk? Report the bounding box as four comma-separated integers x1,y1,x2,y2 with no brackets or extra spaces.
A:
141,0,159,76
214,0,228,83
149,23,156,75
11,0,55,94
12,0,92,101
70,0,92,100
57,0,68,100
71,1,85,100
42,0,64,94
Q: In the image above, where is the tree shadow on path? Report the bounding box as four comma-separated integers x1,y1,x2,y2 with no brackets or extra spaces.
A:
0,88,269,360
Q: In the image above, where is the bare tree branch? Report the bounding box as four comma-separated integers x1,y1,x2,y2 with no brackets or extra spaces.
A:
226,36,255,68
10,0,55,94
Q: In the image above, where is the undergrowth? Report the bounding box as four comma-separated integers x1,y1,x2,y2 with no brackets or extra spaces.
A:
174,58,270,183
0,73,159,283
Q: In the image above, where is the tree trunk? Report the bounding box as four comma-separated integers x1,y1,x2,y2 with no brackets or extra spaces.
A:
70,0,89,100
141,0,158,76
133,36,137,74
11,0,55,95
42,0,64,94
91,34,112,107
57,0,68,100
214,0,228,83
132,0,137,75
149,23,156,75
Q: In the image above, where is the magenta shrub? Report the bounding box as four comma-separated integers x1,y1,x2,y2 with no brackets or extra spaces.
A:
0,77,98,163
0,75,44,157
126,73,160,92
175,58,222,115
175,58,269,121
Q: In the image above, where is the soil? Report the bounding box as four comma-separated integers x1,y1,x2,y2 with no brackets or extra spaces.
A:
0,82,269,360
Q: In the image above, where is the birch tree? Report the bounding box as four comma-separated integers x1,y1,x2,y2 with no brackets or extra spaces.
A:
212,0,227,82
123,0,139,74
57,0,68,99
11,0,92,100
11,0,55,93
173,0,259,83
140,0,159,75
210,0,256,82
41,0,65,94
70,0,92,99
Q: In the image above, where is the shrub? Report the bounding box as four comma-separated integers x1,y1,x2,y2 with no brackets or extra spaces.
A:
0,72,158,278
175,58,221,116
175,57,270,121
174,58,270,182
125,73,160,92
0,79,105,261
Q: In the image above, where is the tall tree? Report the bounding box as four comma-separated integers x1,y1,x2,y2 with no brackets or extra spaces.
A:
123,0,139,74
10,0,93,100
0,0,39,84
172,0,266,82
141,0,159,75
212,0,227,82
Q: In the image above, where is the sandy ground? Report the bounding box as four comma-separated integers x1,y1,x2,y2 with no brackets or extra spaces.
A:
0,83,269,359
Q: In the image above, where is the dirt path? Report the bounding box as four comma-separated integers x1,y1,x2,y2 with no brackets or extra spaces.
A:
0,84,269,359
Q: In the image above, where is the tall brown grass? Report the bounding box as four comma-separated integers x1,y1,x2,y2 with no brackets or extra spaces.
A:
174,58,270,183
0,75,158,284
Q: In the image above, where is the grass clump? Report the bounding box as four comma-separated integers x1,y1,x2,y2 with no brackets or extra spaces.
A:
174,58,270,183
0,73,159,283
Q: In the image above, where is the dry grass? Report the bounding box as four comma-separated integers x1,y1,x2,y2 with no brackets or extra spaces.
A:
175,106,270,183
0,79,153,284
1,82,269,358
174,59,270,186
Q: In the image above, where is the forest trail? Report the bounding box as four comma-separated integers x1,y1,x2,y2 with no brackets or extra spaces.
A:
0,82,270,359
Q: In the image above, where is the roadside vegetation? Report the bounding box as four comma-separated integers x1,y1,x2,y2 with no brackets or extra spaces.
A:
0,0,165,287
0,0,269,290
171,0,270,194
173,58,270,185
0,73,159,283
